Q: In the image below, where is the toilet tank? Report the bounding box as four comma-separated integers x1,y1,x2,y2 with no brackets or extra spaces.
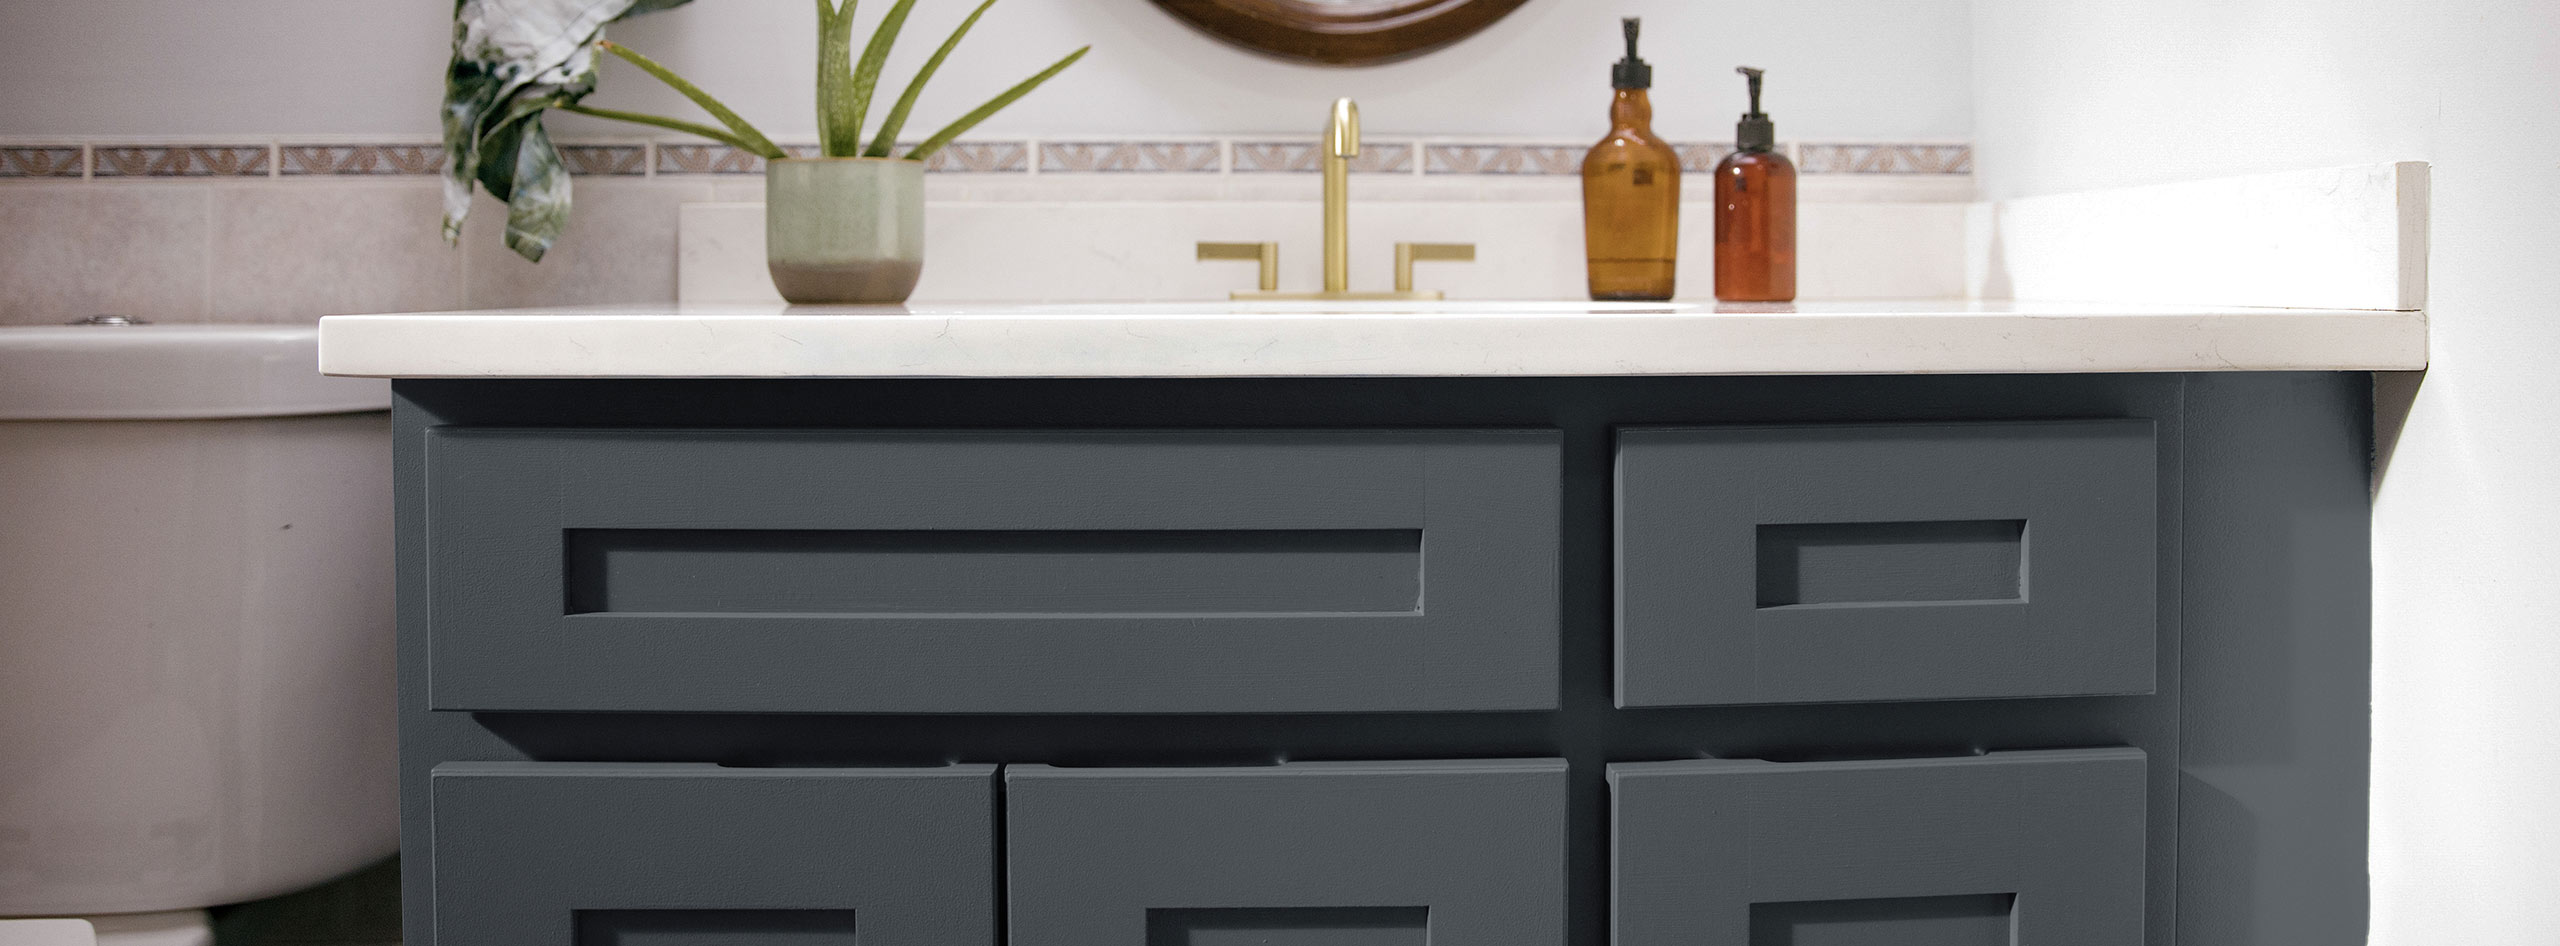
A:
0,325,398,915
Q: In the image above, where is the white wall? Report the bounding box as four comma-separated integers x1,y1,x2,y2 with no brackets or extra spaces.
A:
1977,1,2560,943
0,0,1970,141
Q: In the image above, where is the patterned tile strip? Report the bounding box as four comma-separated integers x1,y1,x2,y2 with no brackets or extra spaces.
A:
918,141,1030,173
1677,143,1735,173
1040,141,1222,174
1422,144,1586,176
92,145,271,177
278,145,445,175
558,143,649,176
656,143,773,175
0,146,84,178
1231,141,1416,174
25,140,1972,179
1797,143,1972,174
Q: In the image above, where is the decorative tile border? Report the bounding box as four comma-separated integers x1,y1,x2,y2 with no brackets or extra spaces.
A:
93,145,270,177
558,143,648,176
1232,141,1415,174
1039,141,1221,174
1677,144,1736,173
1424,144,1586,175
0,146,84,178
280,145,445,175
1798,143,1972,175
924,141,1031,173
0,139,1970,180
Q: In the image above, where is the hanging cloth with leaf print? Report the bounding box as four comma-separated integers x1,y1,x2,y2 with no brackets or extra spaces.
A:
441,0,691,262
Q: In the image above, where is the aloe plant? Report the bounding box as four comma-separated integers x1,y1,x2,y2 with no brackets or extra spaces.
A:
443,0,1088,262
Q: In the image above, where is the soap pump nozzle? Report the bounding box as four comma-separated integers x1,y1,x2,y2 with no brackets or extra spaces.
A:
1612,18,1652,90
1735,66,1775,153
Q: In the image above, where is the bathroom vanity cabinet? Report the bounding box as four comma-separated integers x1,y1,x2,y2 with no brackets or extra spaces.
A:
375,355,2379,946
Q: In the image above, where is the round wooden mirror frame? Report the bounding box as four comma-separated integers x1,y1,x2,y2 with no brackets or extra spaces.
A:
1150,0,1533,67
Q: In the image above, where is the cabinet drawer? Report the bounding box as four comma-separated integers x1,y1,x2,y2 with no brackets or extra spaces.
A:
1006,759,1566,946
429,762,995,946
1616,421,2157,706
426,428,1560,713
1611,748,2147,946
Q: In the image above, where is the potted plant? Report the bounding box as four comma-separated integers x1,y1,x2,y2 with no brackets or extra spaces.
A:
442,0,1087,304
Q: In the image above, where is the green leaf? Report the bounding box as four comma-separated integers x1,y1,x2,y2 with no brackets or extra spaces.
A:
864,0,999,158
816,0,859,156
597,40,784,159
907,44,1087,161
558,103,769,152
842,0,921,156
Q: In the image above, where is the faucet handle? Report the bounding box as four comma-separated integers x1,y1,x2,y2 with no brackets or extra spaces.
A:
1394,242,1476,293
1197,242,1279,293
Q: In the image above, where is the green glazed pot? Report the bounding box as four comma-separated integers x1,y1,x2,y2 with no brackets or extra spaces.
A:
764,157,925,304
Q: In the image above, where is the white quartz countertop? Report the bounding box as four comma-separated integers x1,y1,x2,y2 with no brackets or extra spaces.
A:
316,299,2428,379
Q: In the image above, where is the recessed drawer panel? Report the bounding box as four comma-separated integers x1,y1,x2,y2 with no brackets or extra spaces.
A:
1006,759,1566,946
426,428,1560,713
1610,748,2147,946
429,762,995,946
1616,421,2157,706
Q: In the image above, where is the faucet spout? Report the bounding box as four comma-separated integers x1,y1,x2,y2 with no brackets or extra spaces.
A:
1323,98,1359,292
1325,98,1361,159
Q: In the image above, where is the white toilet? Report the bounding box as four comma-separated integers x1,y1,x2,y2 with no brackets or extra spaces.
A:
0,324,397,946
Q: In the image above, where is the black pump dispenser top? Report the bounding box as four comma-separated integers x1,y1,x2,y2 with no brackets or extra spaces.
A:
1612,18,1652,90
1735,66,1775,152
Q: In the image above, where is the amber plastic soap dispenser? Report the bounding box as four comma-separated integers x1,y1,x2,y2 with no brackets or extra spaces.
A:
1581,17,1681,302
1714,66,1797,302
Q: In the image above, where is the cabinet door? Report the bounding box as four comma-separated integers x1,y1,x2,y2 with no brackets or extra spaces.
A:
429,763,994,946
1617,421,2157,706
426,428,1559,713
1007,759,1566,946
1611,749,2146,946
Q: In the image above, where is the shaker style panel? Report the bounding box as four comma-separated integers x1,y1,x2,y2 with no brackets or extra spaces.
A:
428,762,996,946
1616,421,2157,706
1006,759,1567,946
1610,748,2147,946
424,428,1560,713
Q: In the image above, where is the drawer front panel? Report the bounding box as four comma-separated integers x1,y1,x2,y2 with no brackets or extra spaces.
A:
1006,759,1566,946
429,763,995,946
1610,748,2147,946
426,428,1560,713
1616,421,2157,706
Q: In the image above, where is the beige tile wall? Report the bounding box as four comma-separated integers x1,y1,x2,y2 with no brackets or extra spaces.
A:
0,139,1974,324
0,178,730,325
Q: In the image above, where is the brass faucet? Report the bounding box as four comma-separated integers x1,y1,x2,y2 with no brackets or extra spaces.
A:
1322,97,1358,294
1198,98,1473,300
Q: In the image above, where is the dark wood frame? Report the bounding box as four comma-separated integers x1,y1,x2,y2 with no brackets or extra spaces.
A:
1150,0,1532,66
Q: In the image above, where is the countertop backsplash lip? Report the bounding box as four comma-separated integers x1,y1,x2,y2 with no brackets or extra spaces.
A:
0,136,1973,181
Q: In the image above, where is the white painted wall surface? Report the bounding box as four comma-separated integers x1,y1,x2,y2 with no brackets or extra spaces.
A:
1978,1,2560,943
0,0,1970,142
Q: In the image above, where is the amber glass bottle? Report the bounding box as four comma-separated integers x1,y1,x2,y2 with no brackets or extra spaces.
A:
1714,66,1796,302
1582,18,1680,301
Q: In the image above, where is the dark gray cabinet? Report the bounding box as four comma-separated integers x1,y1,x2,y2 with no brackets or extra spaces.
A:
424,428,1560,713
396,374,2374,946
428,762,996,946
1616,421,2158,706
1610,749,2147,946
1006,759,1568,946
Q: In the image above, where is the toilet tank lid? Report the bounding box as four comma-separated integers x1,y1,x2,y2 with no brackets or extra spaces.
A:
0,325,391,420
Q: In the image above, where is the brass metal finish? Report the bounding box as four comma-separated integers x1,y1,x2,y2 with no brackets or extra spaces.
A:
1396,243,1476,293
1204,100,1472,301
1197,241,1280,292
1322,98,1360,294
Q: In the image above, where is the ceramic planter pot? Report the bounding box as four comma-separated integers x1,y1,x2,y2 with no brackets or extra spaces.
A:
765,157,925,304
